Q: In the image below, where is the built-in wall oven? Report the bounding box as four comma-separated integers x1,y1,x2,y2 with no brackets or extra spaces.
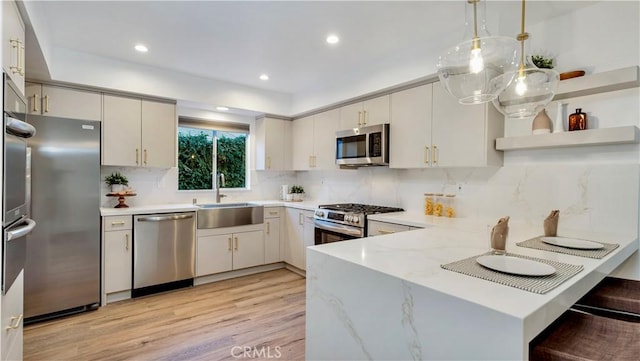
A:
314,203,403,245
3,73,36,293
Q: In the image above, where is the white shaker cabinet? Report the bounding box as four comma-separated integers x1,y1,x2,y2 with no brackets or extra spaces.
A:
2,0,25,94
339,95,390,129
291,109,340,171
284,208,314,270
264,208,282,264
431,82,504,167
102,216,133,297
390,84,433,168
291,115,315,170
196,226,265,276
1,271,23,361
255,117,292,171
102,95,176,168
25,82,102,121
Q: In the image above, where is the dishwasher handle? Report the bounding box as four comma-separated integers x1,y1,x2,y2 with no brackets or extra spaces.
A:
137,214,194,222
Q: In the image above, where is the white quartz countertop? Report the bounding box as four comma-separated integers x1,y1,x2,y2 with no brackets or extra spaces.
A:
100,199,320,216
308,223,638,322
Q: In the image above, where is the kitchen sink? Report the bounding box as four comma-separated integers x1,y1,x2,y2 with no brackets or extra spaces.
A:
196,203,264,229
197,202,253,209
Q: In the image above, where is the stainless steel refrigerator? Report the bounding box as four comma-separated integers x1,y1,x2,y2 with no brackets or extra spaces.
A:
25,114,101,321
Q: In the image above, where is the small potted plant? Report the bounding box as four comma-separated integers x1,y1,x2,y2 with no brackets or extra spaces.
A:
104,172,129,193
530,54,554,69
290,185,305,201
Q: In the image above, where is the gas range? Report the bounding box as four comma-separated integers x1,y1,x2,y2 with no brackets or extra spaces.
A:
314,203,404,231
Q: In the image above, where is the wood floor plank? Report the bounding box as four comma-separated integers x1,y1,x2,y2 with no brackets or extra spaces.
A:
24,269,306,361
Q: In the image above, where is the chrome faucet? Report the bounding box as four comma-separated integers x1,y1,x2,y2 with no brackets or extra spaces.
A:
216,173,227,203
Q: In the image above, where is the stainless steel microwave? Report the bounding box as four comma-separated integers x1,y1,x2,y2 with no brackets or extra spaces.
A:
335,123,389,167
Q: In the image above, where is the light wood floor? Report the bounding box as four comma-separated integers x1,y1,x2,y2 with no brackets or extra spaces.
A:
24,269,306,361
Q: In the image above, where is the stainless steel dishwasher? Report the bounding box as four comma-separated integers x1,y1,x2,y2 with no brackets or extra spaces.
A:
132,212,195,297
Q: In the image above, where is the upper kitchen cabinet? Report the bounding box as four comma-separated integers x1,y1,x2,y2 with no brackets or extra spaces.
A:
390,84,433,168
292,115,315,170
25,83,102,121
255,116,292,171
430,82,503,167
339,95,390,129
2,0,25,94
291,109,340,170
102,94,176,168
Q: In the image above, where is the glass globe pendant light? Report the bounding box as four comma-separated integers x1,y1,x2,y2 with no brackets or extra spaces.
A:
491,0,560,118
437,0,520,105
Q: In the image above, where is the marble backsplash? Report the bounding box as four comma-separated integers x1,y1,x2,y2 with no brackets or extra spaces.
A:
104,163,639,238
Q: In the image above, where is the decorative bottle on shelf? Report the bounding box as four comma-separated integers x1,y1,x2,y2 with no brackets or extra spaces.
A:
568,108,587,131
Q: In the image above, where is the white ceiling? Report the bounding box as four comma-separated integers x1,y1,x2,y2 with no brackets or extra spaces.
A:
26,1,596,97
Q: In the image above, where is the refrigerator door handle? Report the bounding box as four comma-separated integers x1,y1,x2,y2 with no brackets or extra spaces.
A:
7,218,36,241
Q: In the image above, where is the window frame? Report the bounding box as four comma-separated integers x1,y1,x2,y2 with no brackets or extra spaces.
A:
177,118,250,192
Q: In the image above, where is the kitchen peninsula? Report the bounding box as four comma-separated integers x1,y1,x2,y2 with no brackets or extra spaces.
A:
305,221,638,360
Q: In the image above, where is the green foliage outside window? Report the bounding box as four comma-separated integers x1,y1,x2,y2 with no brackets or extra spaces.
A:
217,136,246,188
177,128,247,190
178,132,213,190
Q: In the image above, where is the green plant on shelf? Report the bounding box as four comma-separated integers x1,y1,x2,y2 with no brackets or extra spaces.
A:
104,172,129,186
290,185,304,194
530,54,554,69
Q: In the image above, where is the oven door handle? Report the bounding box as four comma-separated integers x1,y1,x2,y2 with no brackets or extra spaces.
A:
5,117,36,138
6,218,36,241
314,219,363,237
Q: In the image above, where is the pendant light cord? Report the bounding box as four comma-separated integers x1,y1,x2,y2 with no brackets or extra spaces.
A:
516,0,529,76
470,0,480,49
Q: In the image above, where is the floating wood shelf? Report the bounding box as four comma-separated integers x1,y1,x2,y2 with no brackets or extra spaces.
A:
496,126,639,151
553,66,639,101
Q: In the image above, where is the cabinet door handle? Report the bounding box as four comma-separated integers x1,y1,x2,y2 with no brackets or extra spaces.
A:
144,149,148,165
357,111,362,127
362,110,367,126
378,229,395,235
44,95,50,113
234,237,239,251
111,221,125,226
299,213,304,225
228,237,232,251
5,314,23,330
9,39,24,76
424,146,430,164
267,156,271,169
268,211,278,216
433,145,438,165
266,221,270,235
20,41,25,76
125,234,129,251
32,94,39,112
136,149,140,165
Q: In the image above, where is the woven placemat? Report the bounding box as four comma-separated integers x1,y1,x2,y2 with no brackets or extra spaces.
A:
516,236,619,259
441,252,583,294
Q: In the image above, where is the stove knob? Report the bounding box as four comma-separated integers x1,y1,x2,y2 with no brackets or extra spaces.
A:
315,211,324,217
352,215,360,224
345,215,352,222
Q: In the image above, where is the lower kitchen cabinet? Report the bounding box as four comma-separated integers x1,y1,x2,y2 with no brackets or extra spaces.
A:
196,225,265,277
284,208,315,270
1,270,23,361
102,216,133,300
264,207,282,264
368,220,423,236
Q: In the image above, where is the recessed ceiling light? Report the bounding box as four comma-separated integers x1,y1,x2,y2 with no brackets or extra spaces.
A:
326,34,340,44
134,44,148,52
259,74,269,81
216,106,229,111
